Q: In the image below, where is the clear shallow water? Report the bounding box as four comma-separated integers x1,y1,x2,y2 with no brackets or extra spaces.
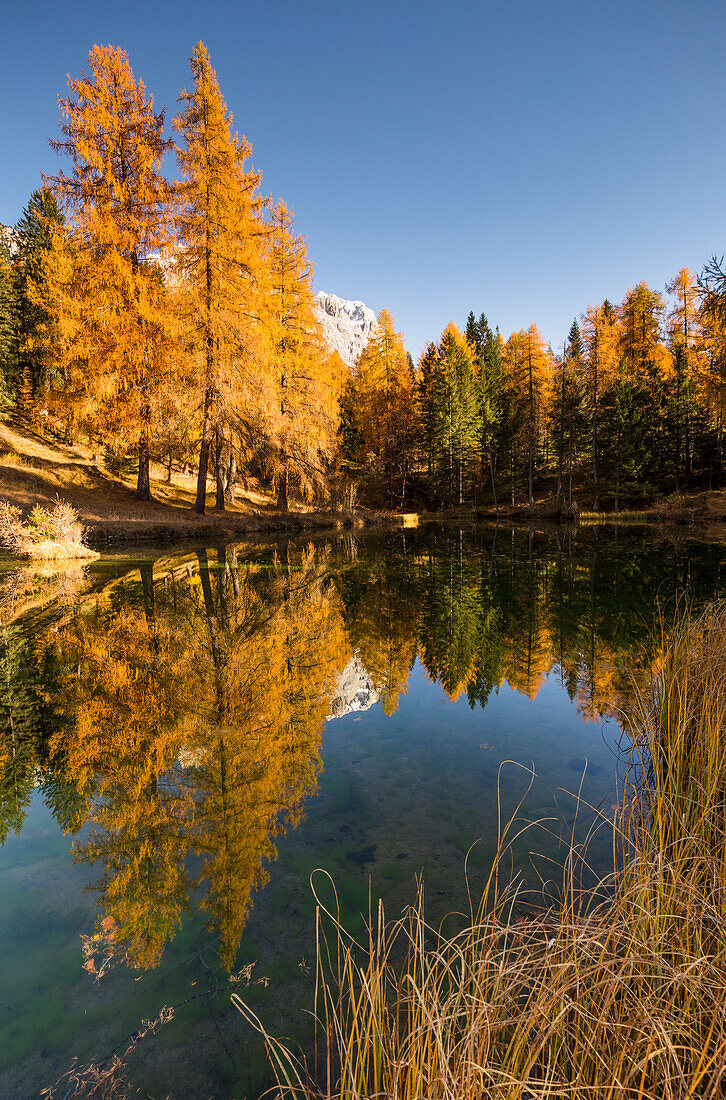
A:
0,525,724,1098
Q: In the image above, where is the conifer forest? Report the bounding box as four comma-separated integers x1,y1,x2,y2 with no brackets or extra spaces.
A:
3,43,726,518
9,21,726,1100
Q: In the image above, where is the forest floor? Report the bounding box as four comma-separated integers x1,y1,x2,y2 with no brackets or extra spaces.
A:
0,416,365,546
4,414,726,548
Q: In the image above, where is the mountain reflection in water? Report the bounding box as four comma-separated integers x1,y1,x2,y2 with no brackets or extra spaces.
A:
0,527,724,978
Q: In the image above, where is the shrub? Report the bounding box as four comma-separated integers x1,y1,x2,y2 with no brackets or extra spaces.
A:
0,497,97,560
652,492,702,523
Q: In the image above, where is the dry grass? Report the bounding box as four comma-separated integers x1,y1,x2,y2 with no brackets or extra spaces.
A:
235,603,726,1099
0,497,98,560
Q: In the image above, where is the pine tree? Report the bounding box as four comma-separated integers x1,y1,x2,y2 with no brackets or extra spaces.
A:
0,237,17,404
432,324,480,506
14,188,65,408
665,268,702,487
46,45,175,499
467,312,504,511
416,341,439,480
581,301,619,509
174,41,269,514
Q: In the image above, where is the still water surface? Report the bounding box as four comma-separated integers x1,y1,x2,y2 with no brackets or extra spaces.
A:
0,525,724,1098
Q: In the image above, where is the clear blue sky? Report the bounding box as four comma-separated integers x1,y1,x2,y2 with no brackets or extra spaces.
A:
2,0,725,356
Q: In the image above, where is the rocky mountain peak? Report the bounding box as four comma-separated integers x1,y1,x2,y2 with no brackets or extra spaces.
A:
315,290,377,370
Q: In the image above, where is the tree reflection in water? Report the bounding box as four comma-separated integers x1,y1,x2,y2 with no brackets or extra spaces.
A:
0,527,723,972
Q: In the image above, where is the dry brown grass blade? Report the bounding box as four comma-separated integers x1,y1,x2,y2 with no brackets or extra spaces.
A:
232,601,726,1099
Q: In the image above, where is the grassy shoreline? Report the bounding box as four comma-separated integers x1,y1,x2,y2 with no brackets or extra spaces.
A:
237,601,726,1099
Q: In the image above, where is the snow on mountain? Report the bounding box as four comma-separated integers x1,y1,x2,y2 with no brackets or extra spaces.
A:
315,290,377,370
327,654,379,720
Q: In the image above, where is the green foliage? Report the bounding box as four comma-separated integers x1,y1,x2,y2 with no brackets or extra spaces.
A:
428,325,480,505
14,188,65,404
0,624,39,842
0,236,17,403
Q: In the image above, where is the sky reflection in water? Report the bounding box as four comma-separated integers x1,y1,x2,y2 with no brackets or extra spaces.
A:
0,526,724,1098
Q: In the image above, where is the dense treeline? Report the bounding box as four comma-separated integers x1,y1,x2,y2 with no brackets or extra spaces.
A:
3,44,726,514
342,270,726,510
0,43,345,512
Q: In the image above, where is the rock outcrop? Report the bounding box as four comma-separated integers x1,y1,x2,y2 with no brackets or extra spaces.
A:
315,291,376,370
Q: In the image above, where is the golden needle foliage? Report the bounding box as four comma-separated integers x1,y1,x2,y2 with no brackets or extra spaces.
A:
174,41,271,514
43,45,175,500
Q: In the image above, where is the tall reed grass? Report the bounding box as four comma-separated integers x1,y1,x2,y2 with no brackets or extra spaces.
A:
235,602,726,1098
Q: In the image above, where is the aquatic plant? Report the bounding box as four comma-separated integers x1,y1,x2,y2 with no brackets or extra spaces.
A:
0,496,97,560
235,601,726,1098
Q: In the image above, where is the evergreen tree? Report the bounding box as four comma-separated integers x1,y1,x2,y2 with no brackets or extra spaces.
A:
432,324,480,506
0,237,17,403
416,341,439,481
476,315,505,511
14,188,65,408
553,320,586,507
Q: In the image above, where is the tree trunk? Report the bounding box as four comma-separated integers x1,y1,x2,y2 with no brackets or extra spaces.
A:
136,401,152,501
489,446,499,517
214,426,226,512
276,460,289,512
193,388,214,514
224,448,237,504
675,361,681,492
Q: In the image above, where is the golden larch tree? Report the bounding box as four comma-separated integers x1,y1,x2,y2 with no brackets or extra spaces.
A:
666,268,703,487
581,302,620,509
265,200,338,510
351,308,416,506
174,41,270,514
46,45,175,499
503,325,552,508
618,281,667,378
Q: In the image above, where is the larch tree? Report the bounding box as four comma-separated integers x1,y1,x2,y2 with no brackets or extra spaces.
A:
351,308,416,506
265,200,337,511
581,301,619,509
174,41,270,514
504,325,551,509
618,281,667,378
666,268,702,487
47,45,175,499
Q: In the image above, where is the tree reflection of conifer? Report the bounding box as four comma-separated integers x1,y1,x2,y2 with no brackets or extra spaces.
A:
43,544,348,971
1,529,721,977
0,622,39,842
